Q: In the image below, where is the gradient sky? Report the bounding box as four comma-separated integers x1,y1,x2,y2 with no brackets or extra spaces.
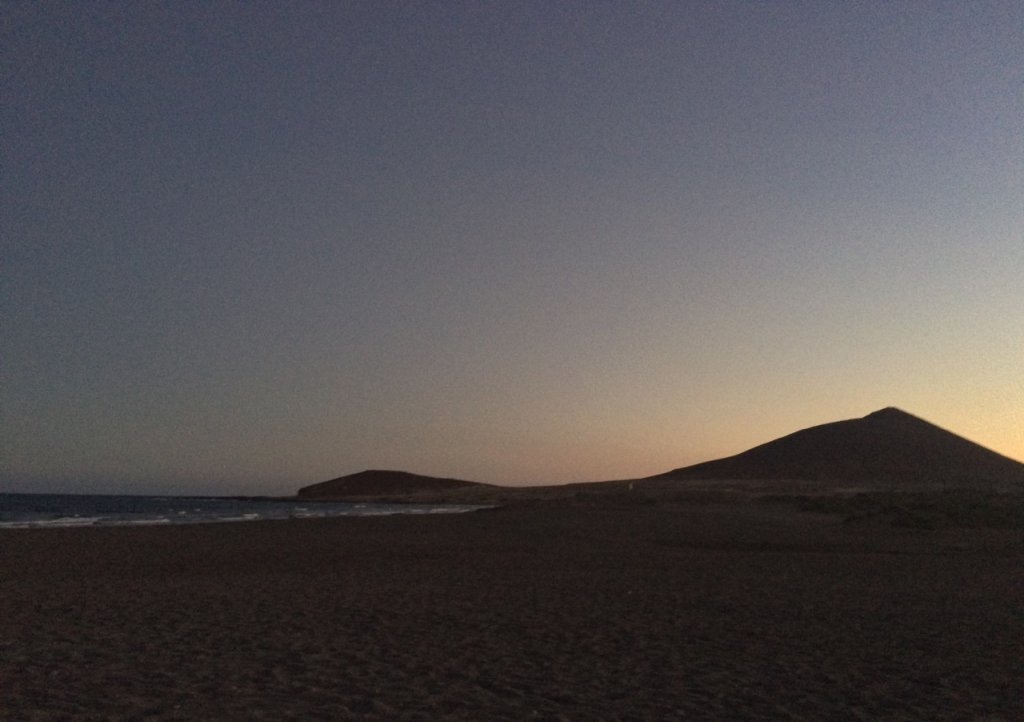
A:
3,2,1022,496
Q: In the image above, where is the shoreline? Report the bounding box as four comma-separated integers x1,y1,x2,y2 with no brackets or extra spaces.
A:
0,492,491,530
3,501,1021,719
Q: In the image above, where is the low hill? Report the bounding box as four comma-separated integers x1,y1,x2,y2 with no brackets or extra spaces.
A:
653,407,1024,489
297,469,492,500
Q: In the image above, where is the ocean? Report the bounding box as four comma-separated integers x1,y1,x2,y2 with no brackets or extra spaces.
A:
0,493,485,529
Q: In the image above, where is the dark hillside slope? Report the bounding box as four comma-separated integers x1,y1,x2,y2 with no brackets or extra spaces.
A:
655,408,1024,487
298,470,491,499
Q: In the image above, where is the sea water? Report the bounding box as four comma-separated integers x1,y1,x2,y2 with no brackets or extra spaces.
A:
0,493,485,529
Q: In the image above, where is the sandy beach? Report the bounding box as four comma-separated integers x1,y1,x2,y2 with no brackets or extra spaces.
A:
2,499,1022,720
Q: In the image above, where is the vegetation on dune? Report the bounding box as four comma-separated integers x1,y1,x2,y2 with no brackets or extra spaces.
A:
763,489,1024,530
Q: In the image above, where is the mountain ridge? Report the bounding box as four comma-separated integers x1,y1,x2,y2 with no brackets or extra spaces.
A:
653,407,1024,487
297,469,493,500
295,408,1024,500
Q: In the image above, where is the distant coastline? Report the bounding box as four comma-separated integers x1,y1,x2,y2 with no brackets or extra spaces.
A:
295,408,1024,505
0,493,485,529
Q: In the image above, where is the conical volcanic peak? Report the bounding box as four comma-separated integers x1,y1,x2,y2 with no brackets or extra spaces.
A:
655,409,1024,488
863,407,921,423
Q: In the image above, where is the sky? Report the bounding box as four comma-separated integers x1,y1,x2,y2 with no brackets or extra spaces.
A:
3,1,1022,496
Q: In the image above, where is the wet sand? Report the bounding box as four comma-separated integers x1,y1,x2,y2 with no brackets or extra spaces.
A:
2,500,1022,720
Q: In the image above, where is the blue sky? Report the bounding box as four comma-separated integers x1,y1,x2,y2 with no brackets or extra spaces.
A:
3,2,1022,494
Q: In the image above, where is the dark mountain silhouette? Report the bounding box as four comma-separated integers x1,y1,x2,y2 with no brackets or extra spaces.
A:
297,469,491,499
653,407,1024,487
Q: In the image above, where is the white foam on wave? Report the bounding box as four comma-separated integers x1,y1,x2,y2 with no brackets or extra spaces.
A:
210,513,264,523
0,498,491,529
107,517,172,526
0,516,105,529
